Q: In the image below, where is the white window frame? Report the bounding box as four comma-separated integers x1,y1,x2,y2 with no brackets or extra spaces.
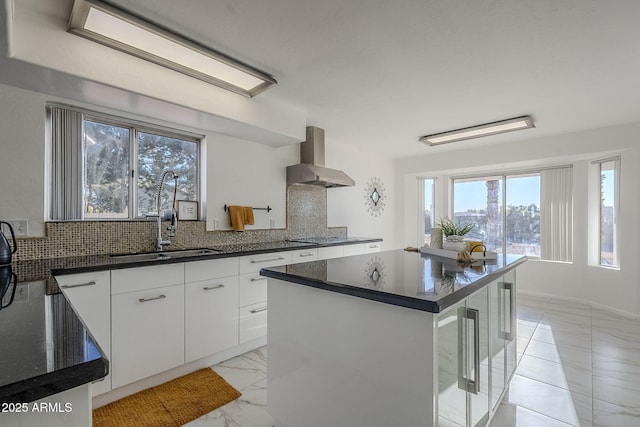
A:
48,103,203,220
450,170,544,258
418,177,436,245
593,156,620,269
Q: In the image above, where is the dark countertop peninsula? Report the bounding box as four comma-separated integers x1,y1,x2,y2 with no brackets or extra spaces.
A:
260,249,527,313
0,237,381,404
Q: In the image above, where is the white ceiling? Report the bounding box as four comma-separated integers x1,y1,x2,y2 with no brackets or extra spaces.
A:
4,0,640,158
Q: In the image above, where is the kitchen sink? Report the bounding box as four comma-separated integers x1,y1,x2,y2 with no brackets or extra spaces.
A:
110,248,219,262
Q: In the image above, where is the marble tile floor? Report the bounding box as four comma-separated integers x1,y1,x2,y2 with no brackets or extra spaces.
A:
492,294,640,427
186,294,640,427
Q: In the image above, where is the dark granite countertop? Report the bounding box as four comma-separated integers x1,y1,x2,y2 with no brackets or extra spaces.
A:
260,249,527,313
0,264,108,404
0,237,382,404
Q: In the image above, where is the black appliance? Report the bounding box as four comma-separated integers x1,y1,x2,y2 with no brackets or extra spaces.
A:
0,221,17,266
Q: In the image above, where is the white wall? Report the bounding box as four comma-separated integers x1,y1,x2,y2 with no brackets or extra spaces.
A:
396,123,640,317
205,134,298,231
326,140,398,250
0,84,47,236
0,83,297,236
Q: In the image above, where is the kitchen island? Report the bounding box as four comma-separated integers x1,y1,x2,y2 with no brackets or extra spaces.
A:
260,249,527,427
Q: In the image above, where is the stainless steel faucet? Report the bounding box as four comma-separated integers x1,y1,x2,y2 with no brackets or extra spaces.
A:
148,170,179,251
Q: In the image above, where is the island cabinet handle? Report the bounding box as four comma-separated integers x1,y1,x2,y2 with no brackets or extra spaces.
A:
250,257,286,264
203,284,224,291
250,277,267,282
499,282,515,341
61,281,96,289
457,307,480,395
250,306,268,314
138,295,166,303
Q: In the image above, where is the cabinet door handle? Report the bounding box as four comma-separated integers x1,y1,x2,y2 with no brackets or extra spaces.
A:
499,282,515,341
250,306,268,314
369,244,379,248
61,281,96,289
250,257,285,264
250,277,267,282
299,253,314,257
457,307,480,394
138,294,166,303
203,284,224,291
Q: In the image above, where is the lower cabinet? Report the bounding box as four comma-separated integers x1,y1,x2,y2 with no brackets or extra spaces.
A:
437,272,517,427
55,271,111,397
343,241,381,256
111,283,185,389
185,275,239,363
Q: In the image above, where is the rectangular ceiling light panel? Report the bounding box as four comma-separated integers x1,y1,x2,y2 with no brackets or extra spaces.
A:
419,116,534,146
68,0,277,97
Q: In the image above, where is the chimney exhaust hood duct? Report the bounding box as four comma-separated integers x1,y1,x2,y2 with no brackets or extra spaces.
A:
287,127,355,188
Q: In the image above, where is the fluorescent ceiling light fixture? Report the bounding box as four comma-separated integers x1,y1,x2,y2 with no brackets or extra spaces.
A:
68,0,277,97
419,116,535,146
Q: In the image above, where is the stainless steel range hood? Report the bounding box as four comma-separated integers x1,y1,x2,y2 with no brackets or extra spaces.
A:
286,127,355,188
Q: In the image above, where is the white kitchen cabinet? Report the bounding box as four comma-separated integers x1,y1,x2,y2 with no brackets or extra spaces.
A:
239,302,268,343
237,251,293,344
184,257,239,363
239,251,292,275
342,241,381,256
111,263,185,389
317,245,344,260
55,271,111,396
437,274,517,427
288,248,318,264
111,263,184,294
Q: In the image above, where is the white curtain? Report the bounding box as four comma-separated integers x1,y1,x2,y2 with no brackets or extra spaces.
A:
49,106,84,220
540,167,573,261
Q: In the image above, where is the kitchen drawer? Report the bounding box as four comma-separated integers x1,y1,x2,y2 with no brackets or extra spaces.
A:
343,242,382,256
317,246,345,260
239,273,268,307
184,257,239,283
111,263,184,295
239,251,292,275
289,248,319,264
239,302,268,343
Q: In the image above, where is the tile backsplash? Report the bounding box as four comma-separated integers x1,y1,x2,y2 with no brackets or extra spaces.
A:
14,186,347,261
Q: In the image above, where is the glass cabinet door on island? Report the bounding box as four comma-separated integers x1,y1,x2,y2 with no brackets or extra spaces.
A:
437,272,517,427
437,286,489,427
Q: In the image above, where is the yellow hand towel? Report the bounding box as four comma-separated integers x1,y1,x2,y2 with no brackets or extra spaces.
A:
228,205,246,232
243,206,255,226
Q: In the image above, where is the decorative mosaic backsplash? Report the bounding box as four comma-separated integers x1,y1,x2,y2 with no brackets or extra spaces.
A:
287,185,328,239
13,186,346,261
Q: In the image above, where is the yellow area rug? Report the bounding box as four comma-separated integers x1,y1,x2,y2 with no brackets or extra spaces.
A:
93,368,241,427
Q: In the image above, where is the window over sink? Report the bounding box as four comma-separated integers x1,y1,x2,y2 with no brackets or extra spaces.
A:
48,104,201,220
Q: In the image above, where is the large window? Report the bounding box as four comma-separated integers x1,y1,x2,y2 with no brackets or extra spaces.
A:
49,105,200,220
420,178,436,245
453,173,541,256
598,159,619,267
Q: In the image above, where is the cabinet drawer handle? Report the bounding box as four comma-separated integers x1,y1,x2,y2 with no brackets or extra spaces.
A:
369,244,379,248
250,306,268,314
203,284,225,291
61,281,96,289
138,294,166,303
299,253,314,257
250,257,285,264
250,277,267,282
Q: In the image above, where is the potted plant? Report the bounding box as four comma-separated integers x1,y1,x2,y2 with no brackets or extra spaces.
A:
437,217,475,251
